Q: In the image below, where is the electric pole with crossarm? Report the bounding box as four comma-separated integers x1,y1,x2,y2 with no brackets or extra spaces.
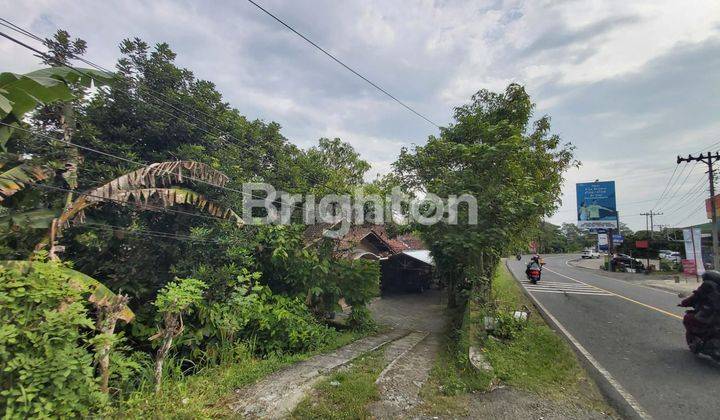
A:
677,152,720,269
640,210,663,239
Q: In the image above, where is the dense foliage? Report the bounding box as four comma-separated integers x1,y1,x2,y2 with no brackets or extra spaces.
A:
0,31,380,417
0,260,107,417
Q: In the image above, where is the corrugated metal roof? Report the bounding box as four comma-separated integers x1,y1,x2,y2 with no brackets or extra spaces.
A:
401,250,434,266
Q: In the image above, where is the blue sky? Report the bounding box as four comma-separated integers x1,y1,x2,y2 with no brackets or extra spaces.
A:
2,0,719,230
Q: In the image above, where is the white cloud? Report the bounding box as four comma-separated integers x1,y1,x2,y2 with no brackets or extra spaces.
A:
1,0,718,230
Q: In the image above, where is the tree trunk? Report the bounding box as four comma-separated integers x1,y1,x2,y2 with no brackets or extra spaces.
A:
447,274,457,308
153,312,183,394
154,333,174,394
94,294,130,394
98,320,117,394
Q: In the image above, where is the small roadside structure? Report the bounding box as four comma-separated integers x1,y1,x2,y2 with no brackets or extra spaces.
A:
381,249,435,294
303,225,435,294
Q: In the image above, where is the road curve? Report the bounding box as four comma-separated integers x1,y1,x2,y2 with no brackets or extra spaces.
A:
507,254,720,420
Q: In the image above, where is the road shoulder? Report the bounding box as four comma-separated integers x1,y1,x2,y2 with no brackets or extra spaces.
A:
505,259,648,419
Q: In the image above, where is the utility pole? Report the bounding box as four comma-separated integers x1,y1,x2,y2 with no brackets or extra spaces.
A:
640,210,663,239
677,152,720,269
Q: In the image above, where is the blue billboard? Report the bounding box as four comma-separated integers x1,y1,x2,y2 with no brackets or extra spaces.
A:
576,181,617,230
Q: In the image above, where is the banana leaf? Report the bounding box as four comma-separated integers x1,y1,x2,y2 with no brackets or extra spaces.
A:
0,260,134,322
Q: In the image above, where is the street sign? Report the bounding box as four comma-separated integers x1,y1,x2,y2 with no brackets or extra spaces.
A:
576,181,618,230
636,240,649,249
598,233,608,251
613,234,624,244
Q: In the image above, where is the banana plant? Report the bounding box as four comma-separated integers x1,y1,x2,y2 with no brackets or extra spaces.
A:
0,66,112,150
38,161,243,256
0,162,55,202
0,259,134,322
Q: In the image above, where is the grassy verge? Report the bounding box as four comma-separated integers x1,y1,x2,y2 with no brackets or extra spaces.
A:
419,262,612,416
291,348,385,420
112,330,368,418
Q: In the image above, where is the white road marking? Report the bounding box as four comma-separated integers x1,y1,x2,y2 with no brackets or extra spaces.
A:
544,267,683,320
521,280,613,296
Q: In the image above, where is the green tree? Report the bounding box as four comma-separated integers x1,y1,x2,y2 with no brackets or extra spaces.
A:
0,260,109,417
394,84,576,305
151,277,206,393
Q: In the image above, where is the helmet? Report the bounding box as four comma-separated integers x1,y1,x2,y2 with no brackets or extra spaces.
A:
702,270,720,284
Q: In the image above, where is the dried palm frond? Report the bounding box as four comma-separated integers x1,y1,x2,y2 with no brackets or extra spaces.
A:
0,164,54,201
88,161,230,200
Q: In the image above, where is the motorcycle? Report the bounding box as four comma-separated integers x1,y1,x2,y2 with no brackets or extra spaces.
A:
516,254,522,261
681,309,720,362
526,265,542,284
679,271,720,362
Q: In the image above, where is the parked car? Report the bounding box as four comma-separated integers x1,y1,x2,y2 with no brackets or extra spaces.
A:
611,253,645,271
581,249,600,259
658,249,673,259
660,251,681,263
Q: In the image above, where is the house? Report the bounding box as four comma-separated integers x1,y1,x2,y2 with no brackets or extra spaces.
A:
303,224,434,293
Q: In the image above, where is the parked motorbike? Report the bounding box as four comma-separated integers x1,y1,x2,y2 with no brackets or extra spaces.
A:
679,271,720,362
516,254,522,260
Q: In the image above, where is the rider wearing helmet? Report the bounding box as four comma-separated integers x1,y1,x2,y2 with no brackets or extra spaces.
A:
679,270,720,355
526,254,543,277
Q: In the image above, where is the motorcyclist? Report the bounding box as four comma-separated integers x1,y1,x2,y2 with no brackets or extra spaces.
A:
526,254,542,278
679,270,720,357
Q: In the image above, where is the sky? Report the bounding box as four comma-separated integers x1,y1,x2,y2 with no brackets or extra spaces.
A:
2,0,720,231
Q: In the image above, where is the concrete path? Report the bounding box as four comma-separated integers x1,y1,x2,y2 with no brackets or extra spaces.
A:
229,328,408,418
369,290,449,419
370,332,439,418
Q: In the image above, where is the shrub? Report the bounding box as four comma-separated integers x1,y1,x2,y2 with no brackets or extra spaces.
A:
347,306,377,332
151,277,207,393
195,274,336,357
0,262,107,417
491,310,527,340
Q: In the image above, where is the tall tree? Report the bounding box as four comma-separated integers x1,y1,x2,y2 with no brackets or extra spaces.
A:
394,84,576,305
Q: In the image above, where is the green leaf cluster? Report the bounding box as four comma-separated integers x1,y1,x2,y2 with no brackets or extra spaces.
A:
0,261,107,417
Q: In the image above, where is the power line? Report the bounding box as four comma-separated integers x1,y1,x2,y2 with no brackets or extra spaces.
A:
1,121,309,214
0,21,357,200
77,221,223,244
659,177,707,215
656,161,699,211
652,163,679,210
245,0,440,128
672,202,705,228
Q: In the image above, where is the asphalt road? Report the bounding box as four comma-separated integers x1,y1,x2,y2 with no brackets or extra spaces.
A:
507,254,720,420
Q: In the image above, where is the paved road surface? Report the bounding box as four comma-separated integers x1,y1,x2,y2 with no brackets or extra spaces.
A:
507,254,720,420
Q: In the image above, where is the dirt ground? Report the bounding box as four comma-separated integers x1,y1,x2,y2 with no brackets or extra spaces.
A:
416,387,612,420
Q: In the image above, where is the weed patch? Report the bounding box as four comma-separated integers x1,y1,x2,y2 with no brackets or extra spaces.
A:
111,330,366,418
291,348,385,420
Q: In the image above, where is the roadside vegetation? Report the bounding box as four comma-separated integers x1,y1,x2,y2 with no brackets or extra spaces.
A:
418,263,613,417
115,330,367,418
1,31,381,418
